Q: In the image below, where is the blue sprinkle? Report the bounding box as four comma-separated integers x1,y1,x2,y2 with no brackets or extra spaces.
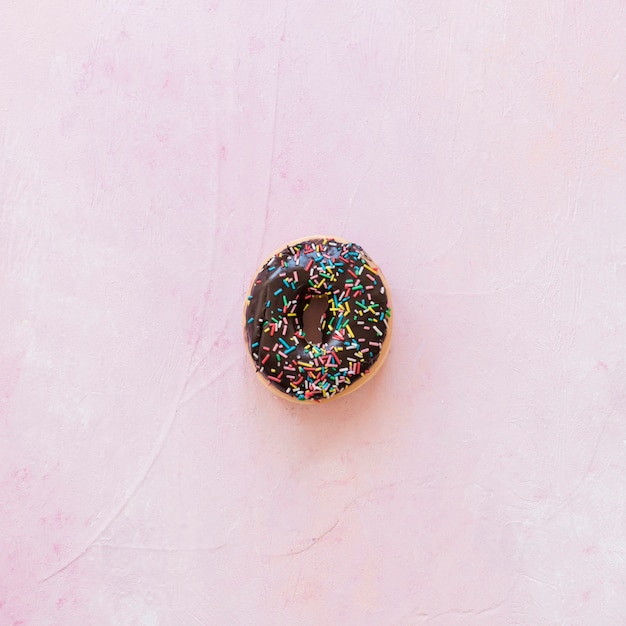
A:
247,317,254,324
251,342,259,348
274,288,283,296
279,337,290,348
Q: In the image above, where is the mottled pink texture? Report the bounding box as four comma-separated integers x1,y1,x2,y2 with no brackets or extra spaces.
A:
2,1,626,624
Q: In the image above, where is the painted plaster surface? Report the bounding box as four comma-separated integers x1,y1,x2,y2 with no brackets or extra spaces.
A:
2,1,626,624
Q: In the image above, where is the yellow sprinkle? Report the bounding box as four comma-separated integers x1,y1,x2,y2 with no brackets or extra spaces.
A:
346,324,355,338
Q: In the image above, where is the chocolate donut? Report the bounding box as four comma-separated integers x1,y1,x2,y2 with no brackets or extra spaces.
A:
244,237,392,402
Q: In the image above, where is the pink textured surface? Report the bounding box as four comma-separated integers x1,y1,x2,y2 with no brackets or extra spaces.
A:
2,2,626,624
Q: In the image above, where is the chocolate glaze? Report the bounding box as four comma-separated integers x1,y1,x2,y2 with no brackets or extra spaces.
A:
245,237,391,401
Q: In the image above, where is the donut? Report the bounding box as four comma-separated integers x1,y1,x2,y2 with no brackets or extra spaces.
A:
244,236,392,402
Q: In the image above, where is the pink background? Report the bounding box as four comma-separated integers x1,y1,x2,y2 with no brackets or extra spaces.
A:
2,1,626,624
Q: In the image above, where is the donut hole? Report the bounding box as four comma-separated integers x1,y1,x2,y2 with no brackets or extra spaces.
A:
302,295,329,344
